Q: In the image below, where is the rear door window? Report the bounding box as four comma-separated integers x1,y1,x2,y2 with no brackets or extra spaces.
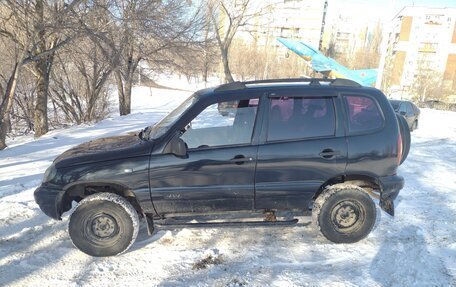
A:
344,95,383,134
267,97,336,141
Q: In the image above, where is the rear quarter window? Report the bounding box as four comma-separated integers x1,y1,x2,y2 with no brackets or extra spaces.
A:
344,95,383,134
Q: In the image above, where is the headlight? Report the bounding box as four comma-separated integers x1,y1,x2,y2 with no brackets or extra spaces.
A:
43,164,57,183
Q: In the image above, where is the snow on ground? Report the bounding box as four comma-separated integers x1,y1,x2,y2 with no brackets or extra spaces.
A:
0,79,455,286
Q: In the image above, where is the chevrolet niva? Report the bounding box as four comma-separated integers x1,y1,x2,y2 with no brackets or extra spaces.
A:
35,78,410,257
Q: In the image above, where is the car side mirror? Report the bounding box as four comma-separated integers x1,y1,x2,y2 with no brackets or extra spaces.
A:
164,137,188,158
400,111,406,116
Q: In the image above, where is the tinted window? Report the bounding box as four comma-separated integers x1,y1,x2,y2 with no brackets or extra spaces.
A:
398,103,406,113
181,99,258,149
267,97,335,141
411,103,418,113
390,100,400,111
344,95,383,133
406,103,414,115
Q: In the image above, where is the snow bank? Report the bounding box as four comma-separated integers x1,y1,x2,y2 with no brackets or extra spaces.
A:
0,84,455,286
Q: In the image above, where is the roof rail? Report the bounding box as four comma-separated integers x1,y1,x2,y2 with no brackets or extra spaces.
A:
214,78,361,92
330,78,362,87
213,81,246,92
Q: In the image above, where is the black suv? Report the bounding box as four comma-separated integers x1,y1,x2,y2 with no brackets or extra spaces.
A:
34,78,410,257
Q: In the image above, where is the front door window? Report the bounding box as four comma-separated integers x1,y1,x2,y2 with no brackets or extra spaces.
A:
181,99,259,149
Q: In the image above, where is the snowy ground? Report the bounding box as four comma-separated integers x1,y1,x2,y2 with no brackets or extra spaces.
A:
0,79,455,286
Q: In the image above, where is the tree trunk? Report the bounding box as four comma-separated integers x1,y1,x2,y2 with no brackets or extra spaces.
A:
0,63,21,150
33,57,51,137
221,49,234,83
203,24,210,84
115,70,131,116
124,77,132,115
0,116,10,150
33,0,51,138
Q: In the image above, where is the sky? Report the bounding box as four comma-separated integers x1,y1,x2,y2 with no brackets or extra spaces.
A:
328,0,456,22
336,0,456,11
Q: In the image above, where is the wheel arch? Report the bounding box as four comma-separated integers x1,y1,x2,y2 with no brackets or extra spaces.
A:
313,174,381,200
57,181,144,218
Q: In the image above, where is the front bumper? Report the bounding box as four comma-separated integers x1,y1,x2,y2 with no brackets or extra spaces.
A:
378,175,404,216
34,183,64,220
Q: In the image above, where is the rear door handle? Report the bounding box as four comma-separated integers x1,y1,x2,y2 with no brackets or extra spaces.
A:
230,155,253,165
319,149,340,159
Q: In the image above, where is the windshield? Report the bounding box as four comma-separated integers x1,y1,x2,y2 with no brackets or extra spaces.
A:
147,94,197,139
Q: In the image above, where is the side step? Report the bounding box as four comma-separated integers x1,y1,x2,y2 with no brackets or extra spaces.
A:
156,218,299,228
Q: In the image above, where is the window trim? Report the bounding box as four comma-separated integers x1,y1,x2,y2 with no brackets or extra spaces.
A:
264,96,338,143
341,93,385,136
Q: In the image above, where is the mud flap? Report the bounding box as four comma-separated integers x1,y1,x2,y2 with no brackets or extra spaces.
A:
380,197,394,216
142,212,155,236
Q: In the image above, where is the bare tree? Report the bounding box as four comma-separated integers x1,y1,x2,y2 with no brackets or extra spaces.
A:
201,10,218,84
11,70,37,135
50,41,112,125
411,60,444,102
0,39,24,149
209,0,272,83
0,0,84,146
83,0,205,116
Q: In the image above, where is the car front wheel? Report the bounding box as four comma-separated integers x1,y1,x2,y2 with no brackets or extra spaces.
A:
69,193,139,257
312,186,376,243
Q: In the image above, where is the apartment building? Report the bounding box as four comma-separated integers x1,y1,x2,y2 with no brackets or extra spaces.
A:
235,0,328,51
382,6,456,93
327,14,381,58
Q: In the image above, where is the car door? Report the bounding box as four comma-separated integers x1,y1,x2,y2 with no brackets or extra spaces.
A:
255,88,347,210
149,95,263,215
398,102,413,127
405,102,415,127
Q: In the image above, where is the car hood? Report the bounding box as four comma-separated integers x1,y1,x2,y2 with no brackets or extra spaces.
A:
54,132,153,168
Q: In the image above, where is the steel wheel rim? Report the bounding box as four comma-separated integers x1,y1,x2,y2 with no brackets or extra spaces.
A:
330,200,365,233
85,213,120,243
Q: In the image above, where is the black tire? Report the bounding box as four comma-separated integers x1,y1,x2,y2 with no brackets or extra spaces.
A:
312,186,376,243
69,193,139,257
396,114,411,165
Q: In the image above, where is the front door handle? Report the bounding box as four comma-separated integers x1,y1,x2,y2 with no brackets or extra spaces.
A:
319,149,339,159
230,155,253,165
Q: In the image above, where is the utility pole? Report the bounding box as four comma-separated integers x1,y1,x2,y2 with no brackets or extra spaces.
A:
318,0,328,51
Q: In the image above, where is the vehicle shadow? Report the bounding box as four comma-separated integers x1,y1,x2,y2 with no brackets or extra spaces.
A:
129,218,168,252
369,225,451,286
151,221,371,286
0,216,72,286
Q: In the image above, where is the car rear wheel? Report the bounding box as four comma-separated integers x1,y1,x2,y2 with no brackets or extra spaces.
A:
312,186,376,243
69,193,139,257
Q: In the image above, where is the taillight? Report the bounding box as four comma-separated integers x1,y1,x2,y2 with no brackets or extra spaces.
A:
397,132,403,165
